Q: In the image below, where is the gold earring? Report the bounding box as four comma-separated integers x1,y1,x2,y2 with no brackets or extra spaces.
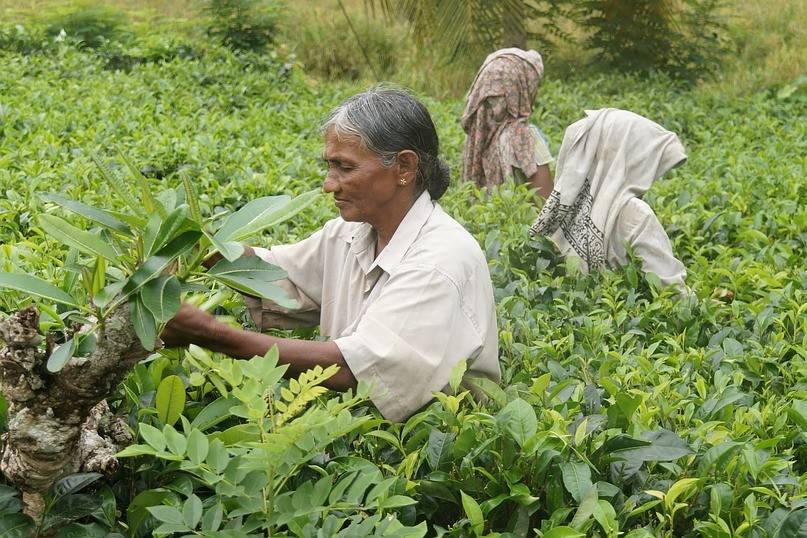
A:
399,178,407,185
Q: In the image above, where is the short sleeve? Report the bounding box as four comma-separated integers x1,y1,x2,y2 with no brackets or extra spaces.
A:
333,266,484,422
530,124,554,166
243,226,331,330
500,123,553,183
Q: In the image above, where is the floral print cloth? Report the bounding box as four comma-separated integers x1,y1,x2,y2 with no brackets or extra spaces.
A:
462,48,546,187
499,124,554,183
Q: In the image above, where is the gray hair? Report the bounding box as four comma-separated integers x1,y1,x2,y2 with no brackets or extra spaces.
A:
322,87,451,200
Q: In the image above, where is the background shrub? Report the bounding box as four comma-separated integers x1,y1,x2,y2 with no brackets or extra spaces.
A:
0,23,48,54
44,3,130,49
205,0,281,52
581,0,727,81
98,34,198,72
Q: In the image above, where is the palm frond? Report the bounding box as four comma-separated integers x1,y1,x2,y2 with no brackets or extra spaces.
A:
363,0,578,65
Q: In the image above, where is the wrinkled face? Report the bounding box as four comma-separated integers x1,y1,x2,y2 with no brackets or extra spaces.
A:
321,129,402,225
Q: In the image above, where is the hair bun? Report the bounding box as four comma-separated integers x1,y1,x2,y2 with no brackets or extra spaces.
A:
418,153,450,200
428,158,450,200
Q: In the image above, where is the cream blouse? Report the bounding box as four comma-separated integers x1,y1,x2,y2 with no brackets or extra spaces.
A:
247,191,500,421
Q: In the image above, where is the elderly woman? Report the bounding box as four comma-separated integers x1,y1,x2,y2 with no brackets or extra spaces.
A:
162,88,500,422
530,108,689,292
462,47,553,198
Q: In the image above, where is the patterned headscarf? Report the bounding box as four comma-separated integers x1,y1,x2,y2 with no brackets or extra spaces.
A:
461,48,544,187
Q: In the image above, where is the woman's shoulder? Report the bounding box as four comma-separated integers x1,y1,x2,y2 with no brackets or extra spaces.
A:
402,205,489,283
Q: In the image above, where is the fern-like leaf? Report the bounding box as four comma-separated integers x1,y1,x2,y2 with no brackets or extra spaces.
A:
274,364,340,427
118,151,167,219
180,170,202,223
90,152,147,218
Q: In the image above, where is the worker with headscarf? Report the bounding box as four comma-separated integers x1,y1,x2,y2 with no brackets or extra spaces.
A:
461,48,553,198
530,108,689,292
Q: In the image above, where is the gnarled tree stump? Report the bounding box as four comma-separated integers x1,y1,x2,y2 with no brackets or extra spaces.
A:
0,306,146,523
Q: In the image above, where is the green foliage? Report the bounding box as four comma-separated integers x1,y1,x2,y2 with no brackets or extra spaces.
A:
0,472,111,535
0,150,315,352
370,0,577,63
205,0,281,52
96,34,198,73
581,0,728,81
0,485,33,537
156,375,186,426
0,26,805,537
0,23,49,54
116,346,423,536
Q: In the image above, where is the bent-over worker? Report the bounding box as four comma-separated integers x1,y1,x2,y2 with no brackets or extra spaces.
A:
530,108,689,292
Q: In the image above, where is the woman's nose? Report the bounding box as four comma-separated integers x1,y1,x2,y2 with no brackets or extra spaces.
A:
322,174,339,194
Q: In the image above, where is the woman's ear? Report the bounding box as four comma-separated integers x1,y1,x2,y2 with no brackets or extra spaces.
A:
396,150,419,185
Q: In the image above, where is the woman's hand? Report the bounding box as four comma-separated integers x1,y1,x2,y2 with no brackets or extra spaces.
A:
202,252,224,269
161,303,228,348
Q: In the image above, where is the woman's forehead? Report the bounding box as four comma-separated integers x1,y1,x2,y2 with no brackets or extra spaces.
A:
323,130,371,160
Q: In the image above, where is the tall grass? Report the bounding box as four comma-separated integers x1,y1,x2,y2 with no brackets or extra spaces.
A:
706,0,806,94
276,3,403,81
0,0,802,96
278,0,806,96
276,0,484,97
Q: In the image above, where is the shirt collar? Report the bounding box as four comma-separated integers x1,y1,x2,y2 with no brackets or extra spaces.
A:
342,191,435,276
371,190,434,274
345,222,376,275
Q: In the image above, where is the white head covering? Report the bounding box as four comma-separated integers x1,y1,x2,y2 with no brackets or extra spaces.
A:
530,108,687,271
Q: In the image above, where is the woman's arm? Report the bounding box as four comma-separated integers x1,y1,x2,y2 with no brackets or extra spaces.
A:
527,164,554,199
161,303,357,390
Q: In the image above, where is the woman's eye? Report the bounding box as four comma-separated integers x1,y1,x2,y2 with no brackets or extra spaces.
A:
326,161,352,171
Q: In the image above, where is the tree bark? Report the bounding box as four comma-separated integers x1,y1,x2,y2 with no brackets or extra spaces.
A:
0,306,145,524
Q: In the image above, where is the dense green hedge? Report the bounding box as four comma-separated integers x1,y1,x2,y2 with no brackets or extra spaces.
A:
0,32,805,537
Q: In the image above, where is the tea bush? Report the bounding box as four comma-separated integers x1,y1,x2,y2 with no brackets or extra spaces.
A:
0,26,805,537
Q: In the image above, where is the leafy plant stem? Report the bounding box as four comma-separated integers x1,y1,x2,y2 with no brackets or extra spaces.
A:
183,238,211,279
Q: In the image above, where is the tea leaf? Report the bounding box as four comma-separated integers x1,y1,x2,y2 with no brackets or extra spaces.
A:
561,462,593,503
214,190,319,243
0,273,80,307
156,375,186,426
141,275,181,323
460,491,484,536
46,338,75,373
39,193,131,235
37,214,119,261
497,398,537,447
